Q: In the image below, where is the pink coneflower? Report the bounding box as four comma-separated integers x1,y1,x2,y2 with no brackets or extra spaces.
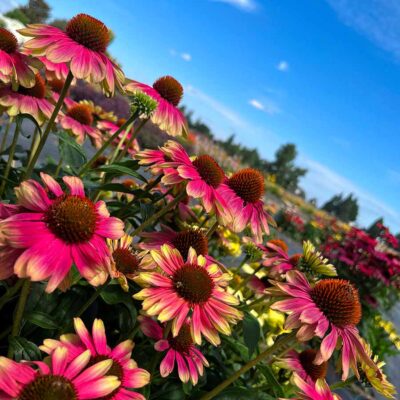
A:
0,27,39,88
134,244,242,345
60,103,102,146
40,56,69,80
0,73,54,125
126,76,188,136
47,76,75,109
0,173,124,292
277,349,328,383
19,13,125,95
0,204,23,280
281,373,342,400
218,168,273,243
98,118,139,155
40,318,150,400
268,270,375,380
106,234,152,292
0,347,121,399
161,140,230,223
138,316,209,385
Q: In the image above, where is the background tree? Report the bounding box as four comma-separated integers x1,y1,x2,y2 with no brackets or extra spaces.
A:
322,193,359,222
19,0,50,23
265,143,307,192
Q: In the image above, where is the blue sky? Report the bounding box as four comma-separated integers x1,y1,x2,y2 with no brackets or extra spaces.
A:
2,0,400,232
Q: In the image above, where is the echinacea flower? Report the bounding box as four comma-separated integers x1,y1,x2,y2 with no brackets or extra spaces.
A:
281,373,342,400
79,99,118,122
268,270,375,380
358,340,396,399
276,349,328,383
162,141,231,223
19,13,125,95
47,76,75,109
0,27,39,88
126,76,188,137
138,316,209,385
0,347,121,399
40,318,150,400
106,234,152,292
218,168,274,243
300,241,337,277
134,244,242,345
0,173,124,292
0,73,54,125
40,56,70,80
60,103,102,145
98,118,139,155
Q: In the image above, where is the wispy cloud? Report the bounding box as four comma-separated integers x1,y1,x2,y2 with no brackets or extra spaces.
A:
327,0,400,60
276,60,289,72
169,49,192,62
212,0,257,12
249,98,281,115
299,156,400,231
186,85,248,128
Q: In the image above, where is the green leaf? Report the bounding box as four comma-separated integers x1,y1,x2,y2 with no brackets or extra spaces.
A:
242,312,261,357
258,365,285,397
57,131,87,172
100,284,137,317
25,310,60,329
96,163,147,182
215,387,275,400
8,337,42,361
15,113,43,138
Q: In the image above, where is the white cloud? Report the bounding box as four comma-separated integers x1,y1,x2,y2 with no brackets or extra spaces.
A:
212,0,257,12
249,98,281,115
169,49,192,62
181,53,192,62
276,61,289,72
299,156,400,231
327,0,400,60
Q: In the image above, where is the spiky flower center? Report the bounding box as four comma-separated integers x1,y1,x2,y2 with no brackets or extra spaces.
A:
87,355,123,400
268,239,288,253
67,104,94,126
173,263,214,304
19,375,77,400
66,13,110,53
112,248,139,274
228,168,264,204
153,76,183,106
310,279,362,327
169,324,193,354
299,349,327,381
45,195,97,243
18,74,46,99
192,155,225,188
0,27,17,53
171,229,209,259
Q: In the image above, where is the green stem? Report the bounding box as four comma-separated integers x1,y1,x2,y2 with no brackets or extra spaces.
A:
0,122,20,197
130,191,186,238
24,71,73,179
109,122,132,164
145,174,162,191
200,332,297,400
54,157,63,178
75,285,105,319
206,220,219,239
79,111,139,177
27,127,40,166
7,279,31,358
0,117,12,153
232,255,250,275
116,117,149,162
241,295,270,310
330,376,357,390
0,279,24,312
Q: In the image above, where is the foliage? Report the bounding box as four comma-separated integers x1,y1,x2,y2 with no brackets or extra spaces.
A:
322,193,359,222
